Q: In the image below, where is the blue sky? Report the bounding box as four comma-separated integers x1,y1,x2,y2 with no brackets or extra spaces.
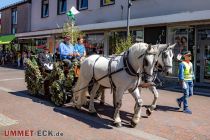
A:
0,0,22,9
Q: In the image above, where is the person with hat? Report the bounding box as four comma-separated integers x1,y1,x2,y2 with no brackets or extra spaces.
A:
59,34,74,66
38,46,53,70
176,51,194,114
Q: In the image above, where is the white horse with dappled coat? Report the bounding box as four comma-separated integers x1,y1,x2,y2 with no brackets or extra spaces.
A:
73,43,160,127
97,43,176,117
140,43,176,116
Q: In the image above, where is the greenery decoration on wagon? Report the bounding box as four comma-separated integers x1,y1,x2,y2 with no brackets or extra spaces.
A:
25,55,43,95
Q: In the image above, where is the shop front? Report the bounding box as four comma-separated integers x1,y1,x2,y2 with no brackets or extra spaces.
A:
197,27,210,83
85,33,105,55
167,26,195,77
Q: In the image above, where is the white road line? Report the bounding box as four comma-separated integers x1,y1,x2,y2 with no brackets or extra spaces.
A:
0,78,24,82
0,87,15,92
0,114,18,126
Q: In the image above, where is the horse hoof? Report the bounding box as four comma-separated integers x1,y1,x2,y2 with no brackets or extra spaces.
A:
114,122,122,128
130,120,137,128
146,109,152,116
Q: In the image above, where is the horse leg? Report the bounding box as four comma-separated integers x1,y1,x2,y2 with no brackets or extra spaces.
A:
89,83,100,114
73,77,91,109
146,86,159,116
100,88,105,105
113,88,124,127
130,88,143,128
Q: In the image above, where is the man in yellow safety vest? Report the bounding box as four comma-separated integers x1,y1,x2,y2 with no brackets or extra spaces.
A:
176,51,194,114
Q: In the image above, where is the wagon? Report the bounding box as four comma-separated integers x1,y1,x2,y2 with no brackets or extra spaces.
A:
25,55,80,106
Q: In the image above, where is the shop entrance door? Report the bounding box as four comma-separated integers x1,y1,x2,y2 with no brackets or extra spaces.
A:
199,40,210,83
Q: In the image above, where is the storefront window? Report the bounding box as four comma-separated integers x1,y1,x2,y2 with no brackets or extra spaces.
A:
167,27,195,77
204,45,210,80
132,30,144,42
85,34,104,55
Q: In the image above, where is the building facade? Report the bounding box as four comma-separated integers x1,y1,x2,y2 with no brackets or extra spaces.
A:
0,0,31,35
10,0,210,83
0,0,31,51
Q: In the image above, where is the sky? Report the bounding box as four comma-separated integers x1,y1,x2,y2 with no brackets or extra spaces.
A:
0,0,22,9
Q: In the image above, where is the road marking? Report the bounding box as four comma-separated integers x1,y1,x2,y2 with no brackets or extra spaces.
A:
0,87,15,93
56,107,168,140
0,78,24,82
0,114,18,126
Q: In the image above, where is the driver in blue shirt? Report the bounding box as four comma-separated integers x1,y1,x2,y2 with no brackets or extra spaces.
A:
59,34,74,67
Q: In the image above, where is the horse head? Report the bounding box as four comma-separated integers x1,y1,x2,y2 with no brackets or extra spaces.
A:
131,43,158,83
156,43,176,75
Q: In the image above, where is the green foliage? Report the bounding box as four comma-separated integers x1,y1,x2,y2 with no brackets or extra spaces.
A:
62,22,84,44
115,36,132,54
110,35,132,55
25,58,43,95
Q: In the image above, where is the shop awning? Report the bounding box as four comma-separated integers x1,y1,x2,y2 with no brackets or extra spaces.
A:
0,35,16,45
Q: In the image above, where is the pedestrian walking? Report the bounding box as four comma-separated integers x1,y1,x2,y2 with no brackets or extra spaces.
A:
176,51,194,114
17,51,21,67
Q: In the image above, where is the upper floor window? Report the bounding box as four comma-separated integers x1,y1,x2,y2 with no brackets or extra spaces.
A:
101,0,115,7
11,8,17,24
77,0,88,11
41,0,49,18
57,0,67,15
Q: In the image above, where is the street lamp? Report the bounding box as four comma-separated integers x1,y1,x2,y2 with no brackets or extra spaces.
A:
127,0,132,38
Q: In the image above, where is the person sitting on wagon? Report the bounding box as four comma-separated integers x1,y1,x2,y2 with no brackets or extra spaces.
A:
38,46,53,71
59,34,74,67
74,37,86,61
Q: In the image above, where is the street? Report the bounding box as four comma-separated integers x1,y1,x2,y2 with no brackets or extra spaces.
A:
0,66,210,140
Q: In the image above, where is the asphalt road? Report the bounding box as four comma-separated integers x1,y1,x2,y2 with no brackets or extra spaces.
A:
0,66,210,140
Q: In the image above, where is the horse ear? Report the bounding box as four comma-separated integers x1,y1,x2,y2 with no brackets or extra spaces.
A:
168,43,176,49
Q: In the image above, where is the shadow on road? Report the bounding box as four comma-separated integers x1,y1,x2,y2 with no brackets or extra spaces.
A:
9,90,55,107
8,90,148,128
155,105,182,112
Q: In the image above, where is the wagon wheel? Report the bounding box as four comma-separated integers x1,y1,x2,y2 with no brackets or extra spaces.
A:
50,81,66,107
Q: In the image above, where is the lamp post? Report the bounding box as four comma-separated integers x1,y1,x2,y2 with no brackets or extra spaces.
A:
127,0,132,38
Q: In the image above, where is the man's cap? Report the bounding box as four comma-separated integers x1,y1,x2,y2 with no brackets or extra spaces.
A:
182,51,191,56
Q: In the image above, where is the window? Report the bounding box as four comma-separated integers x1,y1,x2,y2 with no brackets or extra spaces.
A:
77,0,88,10
12,8,17,24
101,0,115,7
41,0,49,18
57,0,67,15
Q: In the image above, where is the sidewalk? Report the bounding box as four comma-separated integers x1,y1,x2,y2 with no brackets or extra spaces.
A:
160,77,210,96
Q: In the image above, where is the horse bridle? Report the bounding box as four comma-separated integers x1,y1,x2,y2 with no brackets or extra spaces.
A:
157,47,173,71
138,51,158,83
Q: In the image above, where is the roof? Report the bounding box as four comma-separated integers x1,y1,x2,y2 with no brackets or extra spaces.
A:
16,10,210,38
0,0,30,11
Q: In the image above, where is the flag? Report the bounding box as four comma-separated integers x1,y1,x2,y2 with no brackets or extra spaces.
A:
67,6,80,21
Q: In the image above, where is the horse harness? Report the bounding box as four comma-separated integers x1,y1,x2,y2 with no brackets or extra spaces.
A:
91,49,157,93
73,49,158,94
157,47,173,71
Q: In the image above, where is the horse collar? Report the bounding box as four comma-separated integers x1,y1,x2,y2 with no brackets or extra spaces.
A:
123,51,139,77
